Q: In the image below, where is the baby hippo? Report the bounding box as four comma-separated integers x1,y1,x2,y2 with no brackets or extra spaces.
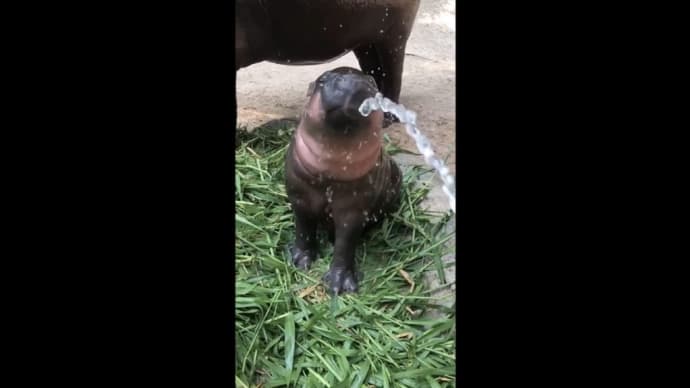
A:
285,67,402,295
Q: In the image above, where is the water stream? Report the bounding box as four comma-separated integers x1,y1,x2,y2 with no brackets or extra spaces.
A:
359,93,456,213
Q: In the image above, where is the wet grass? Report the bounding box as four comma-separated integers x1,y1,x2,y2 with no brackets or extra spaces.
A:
235,123,456,387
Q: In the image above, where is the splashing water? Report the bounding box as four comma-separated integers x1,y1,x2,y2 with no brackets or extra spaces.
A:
359,93,456,213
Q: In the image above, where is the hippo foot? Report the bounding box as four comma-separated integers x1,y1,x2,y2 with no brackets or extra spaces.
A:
289,246,316,270
383,112,399,128
323,267,360,295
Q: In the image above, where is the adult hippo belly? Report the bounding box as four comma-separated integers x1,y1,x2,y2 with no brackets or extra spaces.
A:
235,0,421,126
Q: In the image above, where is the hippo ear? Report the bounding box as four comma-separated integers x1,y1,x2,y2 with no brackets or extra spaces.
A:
306,81,316,97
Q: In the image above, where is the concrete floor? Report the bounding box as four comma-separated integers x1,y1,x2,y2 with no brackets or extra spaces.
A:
393,153,455,318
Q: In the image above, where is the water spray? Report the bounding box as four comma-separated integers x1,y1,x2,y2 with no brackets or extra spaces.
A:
359,93,456,213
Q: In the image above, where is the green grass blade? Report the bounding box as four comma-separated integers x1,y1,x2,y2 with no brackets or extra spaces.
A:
285,312,296,371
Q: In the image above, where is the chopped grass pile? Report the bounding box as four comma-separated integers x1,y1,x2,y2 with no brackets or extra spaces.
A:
235,123,456,387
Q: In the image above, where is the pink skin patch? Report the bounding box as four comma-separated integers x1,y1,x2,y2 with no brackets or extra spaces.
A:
294,90,384,181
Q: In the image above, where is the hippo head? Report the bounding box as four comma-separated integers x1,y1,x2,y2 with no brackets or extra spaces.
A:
305,67,382,134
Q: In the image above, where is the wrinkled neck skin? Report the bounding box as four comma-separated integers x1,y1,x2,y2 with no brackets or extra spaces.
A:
294,92,384,181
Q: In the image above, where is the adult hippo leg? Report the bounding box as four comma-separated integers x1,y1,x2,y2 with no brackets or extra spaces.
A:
353,45,382,91
376,41,406,108
353,43,406,128
353,45,392,128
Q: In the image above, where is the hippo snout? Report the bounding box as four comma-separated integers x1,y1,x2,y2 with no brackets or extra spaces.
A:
319,68,378,123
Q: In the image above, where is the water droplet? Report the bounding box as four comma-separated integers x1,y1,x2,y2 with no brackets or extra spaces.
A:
398,35,402,39
323,27,327,31
339,24,343,28
286,59,291,63
343,223,348,228
325,186,333,203
377,66,381,70
370,70,374,74
363,210,368,216
382,73,386,77
380,29,384,34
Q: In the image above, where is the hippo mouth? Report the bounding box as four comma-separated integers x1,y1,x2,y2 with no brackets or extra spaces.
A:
318,67,379,128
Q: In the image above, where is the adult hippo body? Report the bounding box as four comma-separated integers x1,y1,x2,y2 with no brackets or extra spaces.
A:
235,0,421,125
285,67,402,295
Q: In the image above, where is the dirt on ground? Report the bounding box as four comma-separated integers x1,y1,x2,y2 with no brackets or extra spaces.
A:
236,0,456,175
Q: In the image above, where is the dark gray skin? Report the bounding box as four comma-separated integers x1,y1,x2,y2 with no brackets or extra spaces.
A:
285,67,402,295
235,0,421,127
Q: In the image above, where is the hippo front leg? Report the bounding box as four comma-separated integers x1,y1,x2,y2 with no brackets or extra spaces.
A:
323,217,364,295
290,210,319,270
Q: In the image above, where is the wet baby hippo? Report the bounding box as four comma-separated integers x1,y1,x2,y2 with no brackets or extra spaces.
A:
285,67,402,295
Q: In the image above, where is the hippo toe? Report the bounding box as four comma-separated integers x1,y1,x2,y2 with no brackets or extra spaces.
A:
290,246,317,270
323,267,359,295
